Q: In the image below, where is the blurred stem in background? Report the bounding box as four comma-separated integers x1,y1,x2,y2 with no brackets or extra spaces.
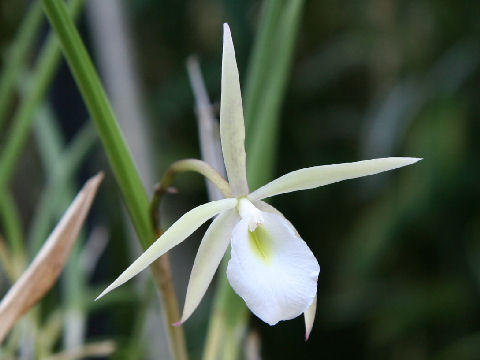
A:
0,0,84,194
0,192,25,272
201,1,305,359
40,0,188,359
0,1,44,129
187,56,226,202
243,0,283,133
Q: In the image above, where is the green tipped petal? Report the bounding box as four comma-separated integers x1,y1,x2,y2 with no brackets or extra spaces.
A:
220,23,249,196
304,296,317,341
179,209,239,324
96,198,237,300
249,157,422,201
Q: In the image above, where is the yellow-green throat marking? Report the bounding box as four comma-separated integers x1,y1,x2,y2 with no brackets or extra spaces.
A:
248,226,273,263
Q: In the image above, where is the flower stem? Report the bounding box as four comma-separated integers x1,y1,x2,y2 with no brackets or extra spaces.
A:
150,256,187,360
151,159,232,224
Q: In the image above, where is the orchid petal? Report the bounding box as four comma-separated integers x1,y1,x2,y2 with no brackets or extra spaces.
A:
227,212,319,325
304,296,317,341
178,209,239,324
220,23,249,196
249,157,422,201
96,198,237,300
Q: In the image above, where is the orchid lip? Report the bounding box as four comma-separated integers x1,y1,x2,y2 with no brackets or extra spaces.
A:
248,225,273,264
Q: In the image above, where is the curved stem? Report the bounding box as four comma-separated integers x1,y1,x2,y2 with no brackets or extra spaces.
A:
151,158,231,232
153,159,232,214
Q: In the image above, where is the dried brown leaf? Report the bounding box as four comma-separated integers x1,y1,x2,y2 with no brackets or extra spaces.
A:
0,173,103,343
46,340,116,360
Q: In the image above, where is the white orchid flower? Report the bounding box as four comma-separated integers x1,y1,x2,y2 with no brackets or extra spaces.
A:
96,23,420,338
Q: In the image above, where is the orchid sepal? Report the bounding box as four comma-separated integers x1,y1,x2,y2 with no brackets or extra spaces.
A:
95,198,236,301
178,209,239,324
220,23,249,196
248,157,422,202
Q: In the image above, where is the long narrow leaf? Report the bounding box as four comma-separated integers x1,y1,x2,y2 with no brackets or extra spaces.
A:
41,0,155,249
0,191,24,260
243,0,283,133
246,0,305,189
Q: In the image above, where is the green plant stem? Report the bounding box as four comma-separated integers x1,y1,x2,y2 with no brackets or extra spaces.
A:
0,0,44,128
0,191,26,283
0,192,24,266
41,1,188,359
151,255,187,360
0,0,84,194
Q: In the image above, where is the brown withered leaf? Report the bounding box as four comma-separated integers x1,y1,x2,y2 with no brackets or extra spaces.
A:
46,340,116,360
0,173,103,343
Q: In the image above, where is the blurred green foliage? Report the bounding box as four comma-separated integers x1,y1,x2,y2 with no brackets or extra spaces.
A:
1,0,480,359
